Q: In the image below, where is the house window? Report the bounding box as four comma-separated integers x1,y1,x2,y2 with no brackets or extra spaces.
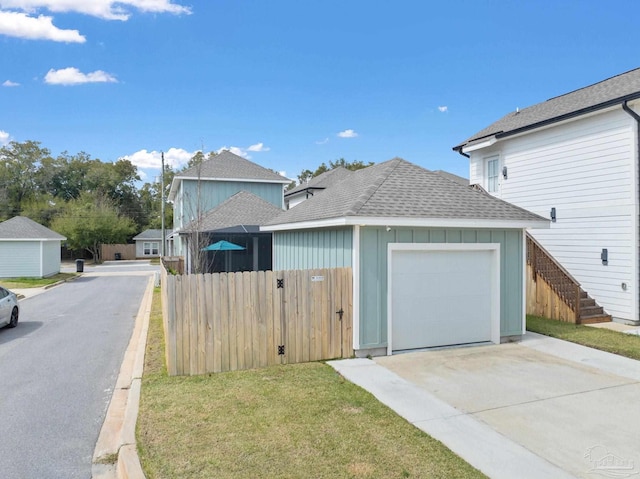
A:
487,157,499,193
143,242,159,256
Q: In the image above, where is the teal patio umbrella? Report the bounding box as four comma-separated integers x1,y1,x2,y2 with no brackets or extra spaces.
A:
201,240,245,251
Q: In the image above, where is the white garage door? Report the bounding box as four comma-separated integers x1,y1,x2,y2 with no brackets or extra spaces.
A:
389,244,500,352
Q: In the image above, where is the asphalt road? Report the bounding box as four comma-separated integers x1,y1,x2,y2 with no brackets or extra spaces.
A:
0,264,155,479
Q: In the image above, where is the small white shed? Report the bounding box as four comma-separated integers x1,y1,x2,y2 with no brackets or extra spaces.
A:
0,216,66,278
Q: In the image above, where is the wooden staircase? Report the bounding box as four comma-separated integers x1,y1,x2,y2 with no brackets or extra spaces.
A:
527,233,611,324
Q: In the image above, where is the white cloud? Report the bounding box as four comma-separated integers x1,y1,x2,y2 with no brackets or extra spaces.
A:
2,79,19,87
438,106,448,113
337,129,358,138
121,147,194,169
247,142,270,152
217,146,248,158
315,137,329,145
0,10,85,42
0,130,10,145
0,0,191,21
44,67,117,85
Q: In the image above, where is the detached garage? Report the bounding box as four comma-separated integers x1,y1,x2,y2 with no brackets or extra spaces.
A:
0,216,66,278
263,159,549,357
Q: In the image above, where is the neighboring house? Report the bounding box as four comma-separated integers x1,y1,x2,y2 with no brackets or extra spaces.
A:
133,229,165,258
0,216,66,278
284,167,353,209
179,191,283,273
454,67,640,325
168,150,290,258
262,158,548,357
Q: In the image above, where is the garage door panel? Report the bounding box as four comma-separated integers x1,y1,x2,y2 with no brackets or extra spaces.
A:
390,248,497,351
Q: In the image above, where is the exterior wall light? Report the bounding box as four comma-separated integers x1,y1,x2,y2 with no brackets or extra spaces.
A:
550,207,556,222
502,166,508,179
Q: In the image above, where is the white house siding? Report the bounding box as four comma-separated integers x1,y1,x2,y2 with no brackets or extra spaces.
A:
469,108,636,322
0,241,41,278
41,240,61,277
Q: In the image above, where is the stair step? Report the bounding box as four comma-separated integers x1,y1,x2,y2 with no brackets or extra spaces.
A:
579,314,612,325
580,298,596,308
581,305,604,316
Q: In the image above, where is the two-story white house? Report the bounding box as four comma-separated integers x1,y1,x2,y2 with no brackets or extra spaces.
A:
454,67,640,325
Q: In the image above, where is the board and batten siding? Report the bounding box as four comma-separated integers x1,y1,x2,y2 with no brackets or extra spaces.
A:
273,228,353,270
469,108,636,321
359,227,524,350
0,241,41,278
41,240,61,277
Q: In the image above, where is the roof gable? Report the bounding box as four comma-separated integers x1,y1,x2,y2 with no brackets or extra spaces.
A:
0,216,66,240
264,158,547,227
285,167,353,197
133,229,164,241
182,191,284,232
456,67,640,151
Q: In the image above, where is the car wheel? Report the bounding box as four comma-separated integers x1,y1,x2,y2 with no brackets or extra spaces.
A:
7,307,18,328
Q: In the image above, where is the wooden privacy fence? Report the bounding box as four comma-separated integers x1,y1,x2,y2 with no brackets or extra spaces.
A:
161,266,353,375
101,243,136,261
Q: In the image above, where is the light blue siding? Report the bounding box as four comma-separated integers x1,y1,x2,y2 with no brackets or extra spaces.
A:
179,180,283,228
42,240,61,277
273,228,353,270
359,227,524,349
0,241,41,277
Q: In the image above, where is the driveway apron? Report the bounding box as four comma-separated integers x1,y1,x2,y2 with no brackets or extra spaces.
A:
330,333,640,479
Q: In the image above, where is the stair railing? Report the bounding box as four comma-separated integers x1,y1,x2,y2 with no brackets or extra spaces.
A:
526,232,581,319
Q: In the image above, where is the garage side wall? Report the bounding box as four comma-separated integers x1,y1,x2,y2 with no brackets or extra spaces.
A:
359,227,524,350
42,240,62,277
0,241,41,278
273,228,353,270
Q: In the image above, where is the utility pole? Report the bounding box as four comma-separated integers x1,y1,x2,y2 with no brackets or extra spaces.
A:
161,151,166,257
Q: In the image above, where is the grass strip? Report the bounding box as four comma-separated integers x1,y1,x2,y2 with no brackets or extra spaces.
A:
0,272,77,289
527,314,640,361
137,289,485,479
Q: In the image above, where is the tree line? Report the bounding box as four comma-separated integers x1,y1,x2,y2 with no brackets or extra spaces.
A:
0,140,172,261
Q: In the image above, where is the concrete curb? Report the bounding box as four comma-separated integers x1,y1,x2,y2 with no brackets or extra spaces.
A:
92,275,154,479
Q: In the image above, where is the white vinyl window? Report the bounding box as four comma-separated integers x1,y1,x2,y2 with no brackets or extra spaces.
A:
487,157,499,193
143,242,159,256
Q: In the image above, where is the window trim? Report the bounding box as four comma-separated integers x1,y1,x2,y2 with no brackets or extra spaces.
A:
486,156,500,193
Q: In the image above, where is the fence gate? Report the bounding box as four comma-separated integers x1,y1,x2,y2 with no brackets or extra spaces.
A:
161,266,353,375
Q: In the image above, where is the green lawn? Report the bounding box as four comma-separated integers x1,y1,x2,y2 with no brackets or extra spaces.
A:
527,314,640,361
137,290,485,479
0,272,77,289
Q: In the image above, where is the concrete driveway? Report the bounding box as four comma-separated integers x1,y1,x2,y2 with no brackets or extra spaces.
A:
330,333,640,479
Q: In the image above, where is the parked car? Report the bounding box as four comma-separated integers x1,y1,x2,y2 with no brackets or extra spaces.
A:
0,286,19,328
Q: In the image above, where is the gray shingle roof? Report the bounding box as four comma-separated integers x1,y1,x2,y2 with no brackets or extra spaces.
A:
455,67,640,151
264,158,547,226
177,150,290,183
433,170,468,187
133,229,165,241
285,167,353,197
0,216,66,240
182,191,284,232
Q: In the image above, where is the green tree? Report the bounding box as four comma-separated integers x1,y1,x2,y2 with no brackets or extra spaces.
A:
50,194,136,263
139,163,175,229
295,158,374,185
0,140,52,220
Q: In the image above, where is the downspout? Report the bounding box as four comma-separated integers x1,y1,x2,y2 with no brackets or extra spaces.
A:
622,100,640,324
453,146,471,158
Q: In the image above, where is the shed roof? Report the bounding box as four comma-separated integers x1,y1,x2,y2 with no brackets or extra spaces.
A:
0,216,66,240
133,229,165,241
263,158,547,229
455,67,640,152
181,191,283,233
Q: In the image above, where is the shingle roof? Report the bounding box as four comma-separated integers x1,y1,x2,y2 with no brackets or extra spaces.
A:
133,229,165,241
285,167,353,197
0,216,66,240
176,150,290,183
264,158,547,226
455,67,640,151
182,191,284,232
433,170,468,187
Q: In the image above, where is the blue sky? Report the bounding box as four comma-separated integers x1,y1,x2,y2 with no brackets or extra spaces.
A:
2,0,640,182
